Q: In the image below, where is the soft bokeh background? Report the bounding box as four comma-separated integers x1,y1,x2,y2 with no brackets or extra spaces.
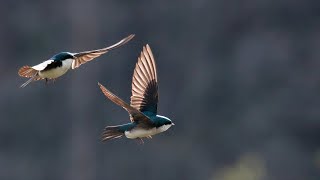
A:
1,1,320,180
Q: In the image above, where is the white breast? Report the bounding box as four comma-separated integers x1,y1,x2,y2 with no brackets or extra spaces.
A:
124,124,172,139
38,59,73,79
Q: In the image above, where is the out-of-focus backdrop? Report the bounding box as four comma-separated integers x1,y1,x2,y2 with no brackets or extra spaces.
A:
1,1,320,180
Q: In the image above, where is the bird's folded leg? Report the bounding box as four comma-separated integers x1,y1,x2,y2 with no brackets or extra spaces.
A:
136,138,144,145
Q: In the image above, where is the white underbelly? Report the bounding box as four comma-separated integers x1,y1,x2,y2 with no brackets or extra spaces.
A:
124,125,172,139
38,59,72,79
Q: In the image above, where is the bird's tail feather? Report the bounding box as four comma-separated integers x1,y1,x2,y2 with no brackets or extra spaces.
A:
101,125,124,142
18,66,38,78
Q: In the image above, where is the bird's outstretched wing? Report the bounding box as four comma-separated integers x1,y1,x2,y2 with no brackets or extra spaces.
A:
130,44,158,115
72,34,135,69
98,82,153,125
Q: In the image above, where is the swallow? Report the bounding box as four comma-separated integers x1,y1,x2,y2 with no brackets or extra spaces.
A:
18,34,135,88
98,44,174,143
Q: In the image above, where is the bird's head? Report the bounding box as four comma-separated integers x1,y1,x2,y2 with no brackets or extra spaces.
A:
50,52,75,61
156,115,175,128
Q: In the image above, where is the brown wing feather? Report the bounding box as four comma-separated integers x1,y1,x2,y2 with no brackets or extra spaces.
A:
98,82,153,124
72,34,135,69
130,44,158,114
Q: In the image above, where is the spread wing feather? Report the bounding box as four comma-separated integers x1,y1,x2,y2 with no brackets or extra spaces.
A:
98,82,153,125
72,34,135,69
130,44,158,114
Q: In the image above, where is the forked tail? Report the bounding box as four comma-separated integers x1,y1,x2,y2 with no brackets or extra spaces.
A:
18,66,40,88
101,125,124,142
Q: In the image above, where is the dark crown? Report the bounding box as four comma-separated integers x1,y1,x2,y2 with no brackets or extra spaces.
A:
51,52,74,61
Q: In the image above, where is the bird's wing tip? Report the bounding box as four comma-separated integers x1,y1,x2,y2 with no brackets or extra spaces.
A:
125,34,135,42
97,82,104,87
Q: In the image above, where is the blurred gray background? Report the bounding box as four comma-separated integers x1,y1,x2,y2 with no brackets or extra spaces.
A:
1,0,320,180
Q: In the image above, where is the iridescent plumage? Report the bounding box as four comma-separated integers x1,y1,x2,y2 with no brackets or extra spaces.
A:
98,45,174,143
18,34,135,87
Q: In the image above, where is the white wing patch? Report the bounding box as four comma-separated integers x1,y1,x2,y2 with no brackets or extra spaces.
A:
32,60,54,71
37,59,73,79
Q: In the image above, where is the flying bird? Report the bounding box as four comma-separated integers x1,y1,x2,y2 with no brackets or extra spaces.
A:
98,44,174,143
18,34,135,88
